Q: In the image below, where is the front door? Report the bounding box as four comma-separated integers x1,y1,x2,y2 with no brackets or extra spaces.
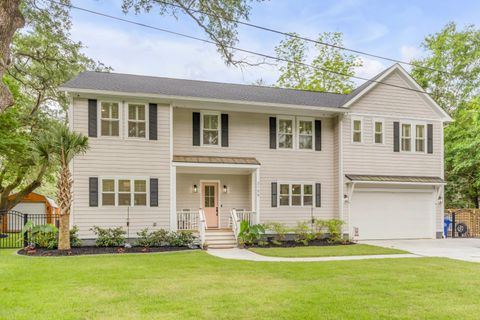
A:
202,183,218,228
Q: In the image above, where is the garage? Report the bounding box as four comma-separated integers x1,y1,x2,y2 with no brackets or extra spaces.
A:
346,175,444,240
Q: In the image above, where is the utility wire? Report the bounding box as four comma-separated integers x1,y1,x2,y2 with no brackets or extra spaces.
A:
154,0,449,76
49,0,433,95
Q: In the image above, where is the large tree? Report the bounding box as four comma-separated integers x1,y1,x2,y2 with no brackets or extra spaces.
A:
411,22,480,208
0,0,106,211
411,22,480,114
275,32,362,93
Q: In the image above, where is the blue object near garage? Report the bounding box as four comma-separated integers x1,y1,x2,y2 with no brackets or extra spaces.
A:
444,217,452,238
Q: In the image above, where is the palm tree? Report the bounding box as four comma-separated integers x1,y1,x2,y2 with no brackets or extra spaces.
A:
50,124,88,250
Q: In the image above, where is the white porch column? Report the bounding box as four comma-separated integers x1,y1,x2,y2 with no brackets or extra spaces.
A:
255,168,260,224
170,165,177,231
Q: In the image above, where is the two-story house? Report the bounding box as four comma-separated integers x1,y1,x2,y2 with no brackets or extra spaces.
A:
60,64,452,246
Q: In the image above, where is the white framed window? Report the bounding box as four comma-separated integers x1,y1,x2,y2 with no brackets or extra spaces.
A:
201,111,220,146
401,123,411,151
278,183,314,207
100,102,120,137
127,103,147,138
277,117,294,149
373,119,384,144
101,178,148,207
134,180,147,206
351,118,363,143
297,118,314,150
415,124,426,152
101,179,115,206
279,184,290,206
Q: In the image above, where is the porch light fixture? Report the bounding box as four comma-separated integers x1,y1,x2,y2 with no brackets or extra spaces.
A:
223,185,228,193
193,184,198,193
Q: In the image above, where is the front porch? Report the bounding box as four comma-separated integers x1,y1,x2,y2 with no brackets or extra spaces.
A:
171,155,260,246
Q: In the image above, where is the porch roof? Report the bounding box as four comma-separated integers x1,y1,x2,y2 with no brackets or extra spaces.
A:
173,155,261,165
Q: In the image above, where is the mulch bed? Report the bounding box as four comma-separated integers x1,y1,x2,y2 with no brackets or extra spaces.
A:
246,239,354,248
18,246,198,256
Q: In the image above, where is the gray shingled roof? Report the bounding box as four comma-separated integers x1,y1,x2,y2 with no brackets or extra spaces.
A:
346,174,445,184
61,71,348,109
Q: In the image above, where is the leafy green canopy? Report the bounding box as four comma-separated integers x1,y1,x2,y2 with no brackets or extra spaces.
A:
0,0,107,210
274,32,362,93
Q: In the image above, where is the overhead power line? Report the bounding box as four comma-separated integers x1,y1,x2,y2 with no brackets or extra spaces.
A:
154,0,449,76
48,0,432,96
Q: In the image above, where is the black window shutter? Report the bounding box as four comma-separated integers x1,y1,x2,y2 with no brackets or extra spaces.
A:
315,183,321,207
88,99,97,137
150,178,158,207
271,182,277,207
221,114,229,147
89,177,98,207
393,121,400,152
192,112,200,146
315,120,322,151
269,117,277,149
427,124,433,154
149,103,158,140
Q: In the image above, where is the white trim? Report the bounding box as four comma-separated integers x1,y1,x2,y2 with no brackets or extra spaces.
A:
170,166,177,231
60,87,349,114
399,120,427,154
351,116,363,144
346,180,445,186
338,115,344,231
277,182,315,207
98,100,122,138
200,180,221,229
99,177,150,207
172,162,259,169
296,117,315,151
255,168,261,224
372,118,385,145
342,64,453,122
200,110,221,147
277,116,295,150
125,102,149,140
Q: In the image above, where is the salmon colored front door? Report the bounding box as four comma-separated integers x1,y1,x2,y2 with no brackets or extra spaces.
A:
202,183,218,228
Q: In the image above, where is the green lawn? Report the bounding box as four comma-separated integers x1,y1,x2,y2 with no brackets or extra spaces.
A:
249,244,408,257
1,250,480,319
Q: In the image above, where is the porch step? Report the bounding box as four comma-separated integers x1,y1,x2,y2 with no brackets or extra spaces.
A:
205,229,236,249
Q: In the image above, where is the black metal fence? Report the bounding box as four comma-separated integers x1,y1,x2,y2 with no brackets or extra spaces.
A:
0,210,59,248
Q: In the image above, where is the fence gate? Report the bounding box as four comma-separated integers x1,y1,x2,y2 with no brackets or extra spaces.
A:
445,209,480,238
0,210,59,248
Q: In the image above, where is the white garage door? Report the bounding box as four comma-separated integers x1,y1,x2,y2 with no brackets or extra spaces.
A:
350,189,435,240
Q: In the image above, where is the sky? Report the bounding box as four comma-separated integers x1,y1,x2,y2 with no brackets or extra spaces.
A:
69,0,480,86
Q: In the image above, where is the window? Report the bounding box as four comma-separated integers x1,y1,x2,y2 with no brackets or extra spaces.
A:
102,179,115,206
202,113,220,146
374,120,383,144
291,184,302,206
134,180,147,206
415,125,425,152
401,123,411,151
298,119,313,150
352,119,362,143
279,183,314,207
303,184,313,206
118,179,131,206
278,118,294,149
279,184,290,206
100,102,119,136
128,104,146,138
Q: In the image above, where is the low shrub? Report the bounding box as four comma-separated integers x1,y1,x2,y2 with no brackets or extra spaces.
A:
265,222,288,245
293,221,316,246
136,228,195,247
326,219,344,243
91,226,126,247
150,229,170,246
70,226,82,247
238,221,265,246
313,219,328,239
136,228,156,247
168,231,195,247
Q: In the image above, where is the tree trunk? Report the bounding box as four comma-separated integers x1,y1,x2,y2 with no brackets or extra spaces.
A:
0,0,25,111
57,154,72,250
58,213,70,250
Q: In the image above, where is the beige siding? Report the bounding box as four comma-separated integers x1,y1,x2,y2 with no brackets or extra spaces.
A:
71,98,171,238
173,108,338,225
176,173,251,228
343,69,445,234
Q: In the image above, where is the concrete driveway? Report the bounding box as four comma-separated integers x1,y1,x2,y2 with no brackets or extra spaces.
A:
363,238,480,263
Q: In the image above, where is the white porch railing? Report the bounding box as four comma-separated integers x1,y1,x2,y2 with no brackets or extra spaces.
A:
177,210,199,230
198,209,206,248
230,209,256,241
